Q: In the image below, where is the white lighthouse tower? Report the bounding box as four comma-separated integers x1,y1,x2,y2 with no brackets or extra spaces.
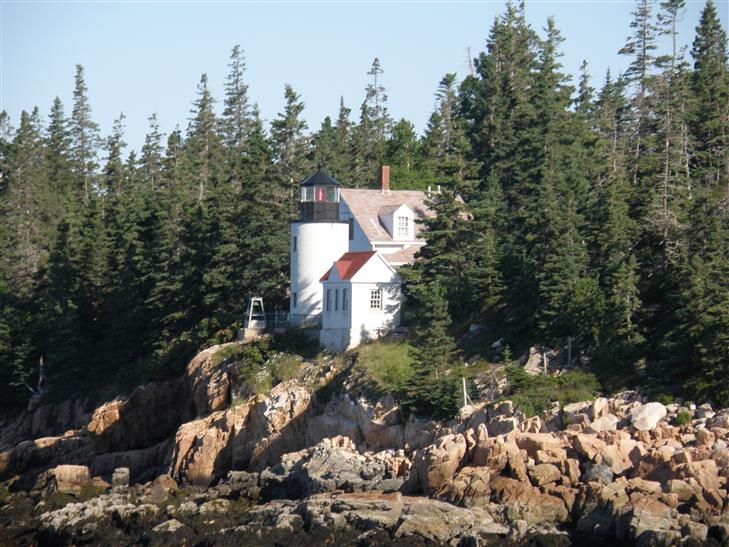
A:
289,168,349,326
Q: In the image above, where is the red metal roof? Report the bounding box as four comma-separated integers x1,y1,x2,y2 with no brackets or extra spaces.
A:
320,251,377,281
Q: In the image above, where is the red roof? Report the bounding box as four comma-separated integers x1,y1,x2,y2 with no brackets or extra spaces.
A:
320,251,377,281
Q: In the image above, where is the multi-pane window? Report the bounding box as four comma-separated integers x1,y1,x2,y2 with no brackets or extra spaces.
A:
370,289,382,310
397,216,409,238
342,289,349,311
326,289,332,311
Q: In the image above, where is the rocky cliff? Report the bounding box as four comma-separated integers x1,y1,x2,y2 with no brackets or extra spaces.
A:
1,342,728,546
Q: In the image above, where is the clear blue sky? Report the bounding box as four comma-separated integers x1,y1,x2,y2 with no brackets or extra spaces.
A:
2,1,727,154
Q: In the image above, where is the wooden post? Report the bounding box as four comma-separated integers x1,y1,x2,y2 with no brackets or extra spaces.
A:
567,336,573,368
542,347,547,375
463,377,468,408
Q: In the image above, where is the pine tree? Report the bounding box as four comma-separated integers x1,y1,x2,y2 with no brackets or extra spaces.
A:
45,97,73,204
405,281,459,418
353,58,392,185
329,97,355,182
270,84,310,217
619,0,659,192
222,45,254,192
310,116,337,171
2,109,48,292
70,65,100,203
139,114,164,190
102,113,127,195
385,119,423,188
185,74,223,204
689,0,728,195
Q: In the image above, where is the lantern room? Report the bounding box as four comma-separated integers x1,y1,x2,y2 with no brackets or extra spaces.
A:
300,168,341,221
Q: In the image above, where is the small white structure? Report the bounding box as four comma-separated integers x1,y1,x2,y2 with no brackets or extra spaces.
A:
319,251,402,351
240,297,267,341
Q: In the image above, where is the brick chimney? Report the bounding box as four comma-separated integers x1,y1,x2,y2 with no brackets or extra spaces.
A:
380,165,390,193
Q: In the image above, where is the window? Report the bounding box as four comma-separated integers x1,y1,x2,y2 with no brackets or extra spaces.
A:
370,289,382,310
293,236,297,252
342,288,349,311
348,218,354,240
335,289,339,311
326,289,332,311
292,292,297,308
302,187,314,202
397,216,409,238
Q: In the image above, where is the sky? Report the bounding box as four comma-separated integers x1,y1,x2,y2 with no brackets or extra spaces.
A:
2,1,728,154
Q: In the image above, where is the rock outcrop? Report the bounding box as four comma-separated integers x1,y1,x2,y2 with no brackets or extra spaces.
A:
185,343,235,416
88,376,194,453
3,342,729,547
170,380,313,485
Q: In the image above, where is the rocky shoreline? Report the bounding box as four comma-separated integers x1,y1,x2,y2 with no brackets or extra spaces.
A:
1,342,728,546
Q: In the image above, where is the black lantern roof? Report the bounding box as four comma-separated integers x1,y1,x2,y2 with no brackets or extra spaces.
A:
299,168,341,188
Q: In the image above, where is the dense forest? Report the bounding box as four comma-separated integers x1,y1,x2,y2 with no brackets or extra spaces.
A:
0,0,727,411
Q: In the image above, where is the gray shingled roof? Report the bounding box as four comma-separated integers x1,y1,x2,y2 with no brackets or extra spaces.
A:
340,188,434,243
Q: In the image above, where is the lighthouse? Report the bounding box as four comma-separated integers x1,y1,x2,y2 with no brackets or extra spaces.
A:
289,168,349,326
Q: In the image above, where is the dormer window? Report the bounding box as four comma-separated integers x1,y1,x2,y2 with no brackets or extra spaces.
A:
397,216,409,238
378,203,414,240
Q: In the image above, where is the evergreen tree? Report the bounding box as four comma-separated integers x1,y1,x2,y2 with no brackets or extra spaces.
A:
353,58,392,185
102,113,127,195
69,65,100,203
45,97,73,205
385,119,423,187
270,84,310,217
405,281,459,418
2,109,48,292
689,0,728,194
139,113,164,190
330,97,355,182
185,74,223,204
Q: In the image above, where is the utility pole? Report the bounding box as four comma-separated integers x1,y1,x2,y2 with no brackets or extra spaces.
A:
567,336,573,368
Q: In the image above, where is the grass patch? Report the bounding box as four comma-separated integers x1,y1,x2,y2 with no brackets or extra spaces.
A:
43,481,107,512
675,410,691,426
355,340,414,395
222,337,308,401
504,364,600,418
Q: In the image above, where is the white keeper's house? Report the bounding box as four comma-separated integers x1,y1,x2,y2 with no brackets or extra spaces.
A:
289,166,434,352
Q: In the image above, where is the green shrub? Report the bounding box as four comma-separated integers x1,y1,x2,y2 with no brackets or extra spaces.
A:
653,392,675,405
269,353,303,384
356,341,414,393
504,365,600,418
271,329,320,358
675,410,691,426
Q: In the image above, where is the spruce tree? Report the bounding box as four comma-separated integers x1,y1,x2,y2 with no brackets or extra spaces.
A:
405,281,458,418
353,58,392,185
139,114,164,190
102,113,127,195
270,84,310,217
185,74,223,204
689,0,728,194
70,65,100,203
